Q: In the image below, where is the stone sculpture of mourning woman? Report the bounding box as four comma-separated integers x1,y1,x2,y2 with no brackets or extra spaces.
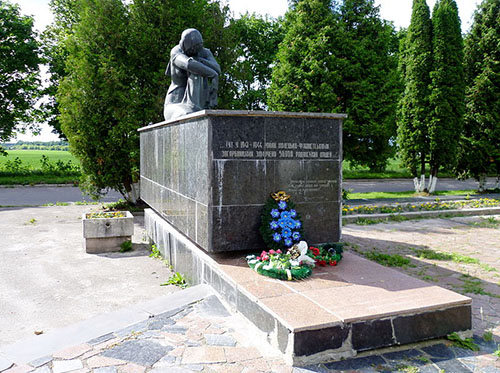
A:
163,28,220,121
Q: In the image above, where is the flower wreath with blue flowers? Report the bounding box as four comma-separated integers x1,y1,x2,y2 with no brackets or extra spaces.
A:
259,191,305,252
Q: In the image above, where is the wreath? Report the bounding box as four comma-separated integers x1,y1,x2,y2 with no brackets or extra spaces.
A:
247,191,343,281
259,191,305,251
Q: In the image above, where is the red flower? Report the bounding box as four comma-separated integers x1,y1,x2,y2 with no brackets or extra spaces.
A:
276,249,282,254
329,260,337,266
309,247,320,256
316,259,327,266
269,249,276,255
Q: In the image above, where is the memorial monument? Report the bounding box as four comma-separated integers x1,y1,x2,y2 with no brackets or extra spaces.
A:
139,29,471,365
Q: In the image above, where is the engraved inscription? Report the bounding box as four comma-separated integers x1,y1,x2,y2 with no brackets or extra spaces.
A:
288,179,337,193
217,141,335,159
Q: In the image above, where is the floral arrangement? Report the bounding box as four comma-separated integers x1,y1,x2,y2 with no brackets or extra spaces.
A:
259,191,305,251
246,241,314,281
308,243,343,266
247,191,344,281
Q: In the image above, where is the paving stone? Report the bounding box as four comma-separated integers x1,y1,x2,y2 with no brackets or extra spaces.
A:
101,340,172,367
86,356,126,369
88,333,116,346
171,308,193,320
450,346,477,359
479,367,500,373
434,358,473,372
210,364,244,373
117,363,145,373
93,368,117,373
224,347,261,363
181,347,226,364
182,365,203,371
416,365,440,373
29,356,52,368
32,366,51,373
4,365,34,373
205,334,237,347
149,368,192,373
52,360,83,373
137,330,162,339
473,335,499,353
0,357,14,372
459,356,477,371
169,347,185,358
185,341,201,347
323,355,386,371
148,319,175,330
421,343,455,362
53,345,92,360
161,326,187,334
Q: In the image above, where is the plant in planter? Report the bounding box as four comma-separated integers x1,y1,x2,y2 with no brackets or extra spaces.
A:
82,210,134,254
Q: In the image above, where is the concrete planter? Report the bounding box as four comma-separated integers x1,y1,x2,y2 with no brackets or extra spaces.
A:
83,211,134,254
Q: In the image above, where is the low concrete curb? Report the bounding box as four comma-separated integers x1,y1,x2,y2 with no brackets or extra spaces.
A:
0,285,213,365
342,207,500,224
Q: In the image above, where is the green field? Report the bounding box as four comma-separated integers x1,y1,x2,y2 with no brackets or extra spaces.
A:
0,150,78,169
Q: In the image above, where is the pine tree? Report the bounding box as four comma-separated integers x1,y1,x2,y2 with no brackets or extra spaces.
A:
427,0,464,192
337,0,400,171
268,0,342,113
457,0,500,190
397,0,433,189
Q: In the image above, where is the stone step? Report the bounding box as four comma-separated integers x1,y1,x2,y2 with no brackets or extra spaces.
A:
145,208,472,366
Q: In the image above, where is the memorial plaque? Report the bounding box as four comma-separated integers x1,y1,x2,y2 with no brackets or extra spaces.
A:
139,110,345,252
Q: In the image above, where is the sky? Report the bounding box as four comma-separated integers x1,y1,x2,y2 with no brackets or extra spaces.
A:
12,0,480,142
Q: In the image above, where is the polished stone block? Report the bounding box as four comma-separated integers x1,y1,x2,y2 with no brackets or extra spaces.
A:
139,110,345,252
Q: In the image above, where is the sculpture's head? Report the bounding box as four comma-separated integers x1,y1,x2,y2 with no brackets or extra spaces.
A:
180,28,203,56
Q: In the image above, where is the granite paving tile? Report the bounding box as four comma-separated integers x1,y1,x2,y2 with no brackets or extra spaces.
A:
101,340,172,367
52,360,83,373
53,345,91,360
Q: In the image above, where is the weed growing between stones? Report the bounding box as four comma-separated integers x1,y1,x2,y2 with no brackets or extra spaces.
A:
161,272,187,289
459,274,500,298
149,244,161,259
119,240,133,253
483,331,493,342
362,250,415,268
447,332,480,351
412,248,479,264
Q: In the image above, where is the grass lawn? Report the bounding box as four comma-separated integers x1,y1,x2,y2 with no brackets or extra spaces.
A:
348,190,480,200
0,150,78,168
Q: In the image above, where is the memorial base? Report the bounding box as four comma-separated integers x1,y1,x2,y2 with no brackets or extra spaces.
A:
145,208,472,366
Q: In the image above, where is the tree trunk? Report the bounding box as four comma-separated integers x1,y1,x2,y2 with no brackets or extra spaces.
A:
478,173,487,192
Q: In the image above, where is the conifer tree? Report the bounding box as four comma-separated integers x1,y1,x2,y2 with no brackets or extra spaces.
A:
397,0,433,191
427,0,464,192
58,0,137,200
457,0,500,190
269,0,400,171
268,0,342,113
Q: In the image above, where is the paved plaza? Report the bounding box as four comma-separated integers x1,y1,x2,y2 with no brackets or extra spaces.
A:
0,205,499,372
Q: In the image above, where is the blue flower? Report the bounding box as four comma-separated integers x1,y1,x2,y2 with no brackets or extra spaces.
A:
278,219,287,228
280,211,291,219
292,231,301,240
284,238,293,247
290,209,297,218
270,220,279,230
271,209,280,218
295,220,302,229
278,201,287,210
286,218,296,228
273,233,281,242
282,228,292,238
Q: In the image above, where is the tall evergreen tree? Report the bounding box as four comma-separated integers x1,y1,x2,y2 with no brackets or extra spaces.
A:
337,0,400,171
397,0,433,189
58,0,137,200
269,0,400,171
456,0,500,190
427,0,464,192
268,0,342,113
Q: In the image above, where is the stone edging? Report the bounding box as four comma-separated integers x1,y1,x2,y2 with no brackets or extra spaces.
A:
342,207,500,224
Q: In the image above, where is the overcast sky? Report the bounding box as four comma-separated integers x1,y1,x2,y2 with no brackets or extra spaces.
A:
11,0,480,141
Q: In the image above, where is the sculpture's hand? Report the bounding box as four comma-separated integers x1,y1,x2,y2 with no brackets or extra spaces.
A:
174,54,218,78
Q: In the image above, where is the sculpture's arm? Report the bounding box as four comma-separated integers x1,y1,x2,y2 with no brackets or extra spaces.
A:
195,50,221,75
173,53,218,78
